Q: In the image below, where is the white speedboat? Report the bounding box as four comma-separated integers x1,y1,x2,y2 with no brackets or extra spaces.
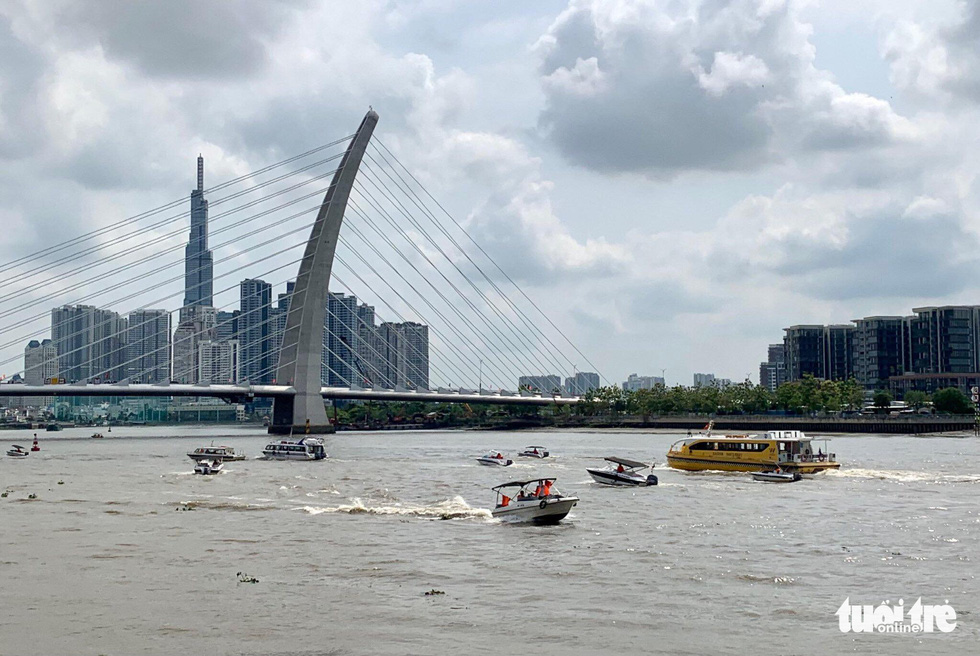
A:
262,437,327,460
194,459,224,475
187,444,246,462
477,452,513,466
751,469,802,483
6,445,28,458
518,446,549,459
491,478,578,524
587,457,658,486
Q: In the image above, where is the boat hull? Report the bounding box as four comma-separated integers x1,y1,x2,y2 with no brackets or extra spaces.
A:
518,452,548,459
6,451,28,458
492,497,578,524
666,454,840,475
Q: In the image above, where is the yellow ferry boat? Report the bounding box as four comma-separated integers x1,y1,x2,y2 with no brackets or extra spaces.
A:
666,430,840,474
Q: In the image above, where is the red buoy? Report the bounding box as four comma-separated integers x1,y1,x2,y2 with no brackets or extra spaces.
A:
31,439,40,452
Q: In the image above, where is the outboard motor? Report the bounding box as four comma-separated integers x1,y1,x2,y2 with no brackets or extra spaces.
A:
646,474,659,486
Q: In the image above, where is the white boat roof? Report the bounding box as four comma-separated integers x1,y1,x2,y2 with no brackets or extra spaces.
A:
492,478,556,491
603,456,650,469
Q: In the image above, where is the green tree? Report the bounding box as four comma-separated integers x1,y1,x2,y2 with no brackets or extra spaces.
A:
931,387,972,414
903,390,929,410
872,389,893,409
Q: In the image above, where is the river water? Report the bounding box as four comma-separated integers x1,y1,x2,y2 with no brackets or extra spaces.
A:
1,426,978,655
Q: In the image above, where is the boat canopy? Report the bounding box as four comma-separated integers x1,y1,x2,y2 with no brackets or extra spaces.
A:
492,478,557,491
604,456,650,469
11,444,25,449
524,446,546,449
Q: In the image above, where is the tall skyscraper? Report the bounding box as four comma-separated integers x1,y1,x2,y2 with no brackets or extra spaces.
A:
124,309,171,383
182,155,213,321
784,325,825,381
239,279,272,383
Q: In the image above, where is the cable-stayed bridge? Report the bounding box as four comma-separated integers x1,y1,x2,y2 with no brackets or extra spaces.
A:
0,110,603,433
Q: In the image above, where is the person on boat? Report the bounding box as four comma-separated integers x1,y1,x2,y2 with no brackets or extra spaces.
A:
542,480,553,497
533,482,543,497
496,452,503,459
500,494,510,507
774,466,782,474
617,463,625,473
532,448,539,455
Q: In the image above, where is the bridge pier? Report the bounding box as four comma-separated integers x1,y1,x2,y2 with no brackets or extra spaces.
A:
269,109,379,435
268,394,335,435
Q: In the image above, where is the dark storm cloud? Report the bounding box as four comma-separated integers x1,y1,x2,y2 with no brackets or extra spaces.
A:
53,0,307,80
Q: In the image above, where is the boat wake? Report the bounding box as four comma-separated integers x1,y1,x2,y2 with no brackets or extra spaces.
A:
175,499,277,512
827,468,980,484
300,495,492,521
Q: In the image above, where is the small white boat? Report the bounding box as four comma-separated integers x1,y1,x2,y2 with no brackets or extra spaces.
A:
262,437,327,460
477,452,513,466
491,478,578,524
194,459,224,475
187,444,246,462
518,446,549,459
751,469,802,483
6,445,28,458
587,457,658,486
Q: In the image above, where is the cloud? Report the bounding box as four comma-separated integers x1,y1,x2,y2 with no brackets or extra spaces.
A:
535,0,911,176
883,0,980,104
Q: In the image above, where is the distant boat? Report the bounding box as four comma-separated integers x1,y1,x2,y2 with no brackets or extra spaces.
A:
751,470,802,483
518,446,549,458
45,424,62,432
262,437,326,461
6,445,28,458
91,433,104,439
477,452,513,466
187,445,246,462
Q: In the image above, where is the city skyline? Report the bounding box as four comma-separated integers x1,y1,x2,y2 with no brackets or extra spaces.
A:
2,2,980,386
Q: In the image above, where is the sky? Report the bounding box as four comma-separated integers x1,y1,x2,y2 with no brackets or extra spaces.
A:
1,0,980,387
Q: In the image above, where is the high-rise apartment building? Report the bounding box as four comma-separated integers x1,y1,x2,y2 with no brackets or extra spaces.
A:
564,371,599,395
323,292,358,386
824,325,855,381
759,343,787,392
125,309,171,383
909,306,980,374
198,339,240,384
851,316,909,389
518,375,562,394
239,279,272,383
23,339,58,407
622,373,665,391
182,155,213,321
172,305,216,384
783,325,825,381
51,305,128,383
